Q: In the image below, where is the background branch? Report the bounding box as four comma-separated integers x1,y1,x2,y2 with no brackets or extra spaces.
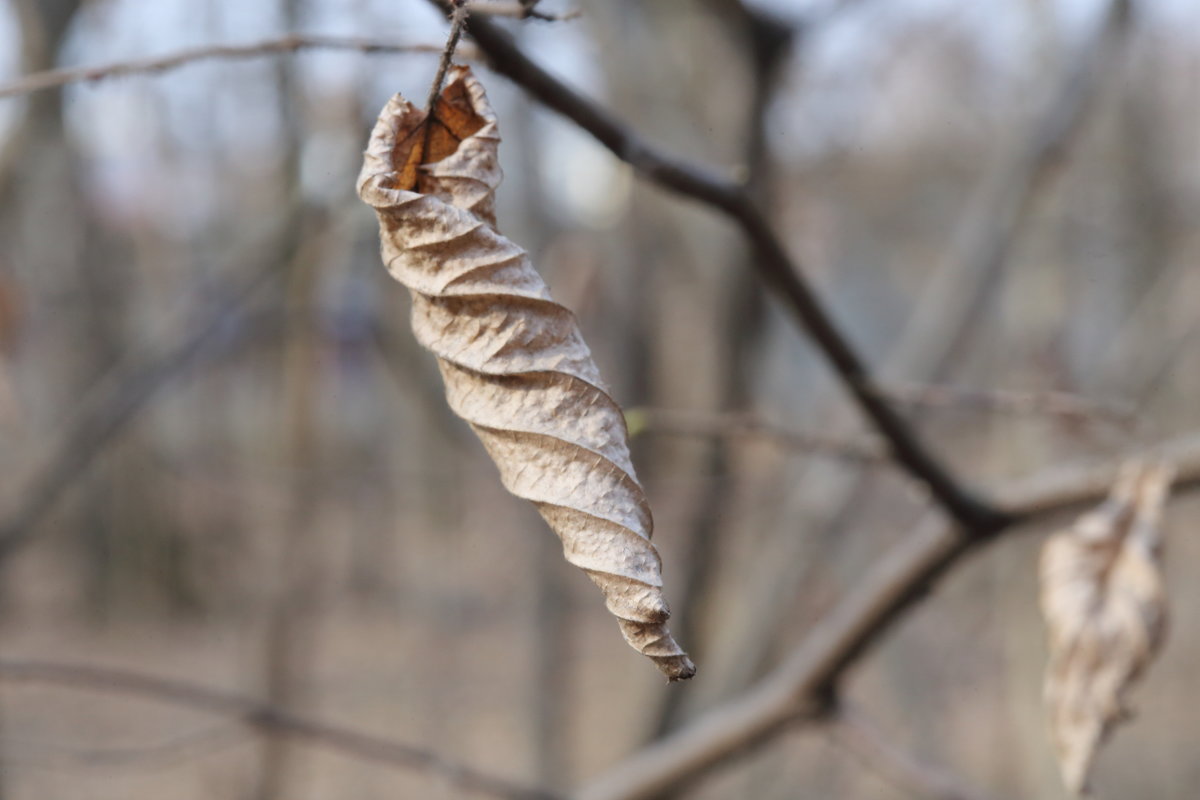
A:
627,407,884,463
0,35,448,99
628,383,1134,464
885,383,1137,430
0,724,241,771
577,429,1200,800
0,660,559,800
828,701,995,800
469,1,579,20
0,207,314,562
914,0,1133,381
691,0,1137,714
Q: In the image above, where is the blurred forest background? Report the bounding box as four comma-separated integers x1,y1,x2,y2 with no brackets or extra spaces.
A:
0,0,1198,798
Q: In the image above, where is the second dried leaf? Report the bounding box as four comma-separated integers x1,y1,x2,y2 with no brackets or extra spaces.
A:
1039,459,1174,795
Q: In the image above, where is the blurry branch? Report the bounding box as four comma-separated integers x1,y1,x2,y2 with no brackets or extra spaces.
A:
0,266,463,570
627,408,884,464
470,1,580,21
627,385,1134,463
702,0,1139,710
1,725,241,771
1093,259,1200,417
369,321,477,450
255,31,315,799
647,0,800,747
895,0,1134,383
700,0,865,47
647,0,803,744
428,0,1007,534
828,702,995,800
577,429,1200,800
0,660,559,800
884,383,1138,430
0,36,451,100
0,208,314,563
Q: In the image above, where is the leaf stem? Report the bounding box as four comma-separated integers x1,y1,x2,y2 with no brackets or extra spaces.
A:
419,0,471,169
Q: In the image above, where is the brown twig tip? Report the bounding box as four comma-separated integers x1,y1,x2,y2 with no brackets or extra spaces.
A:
419,1,473,168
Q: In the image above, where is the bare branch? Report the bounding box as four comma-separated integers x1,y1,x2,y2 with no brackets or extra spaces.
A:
576,430,1200,800
1,725,241,771
627,384,1135,465
427,0,1007,534
627,407,884,464
0,208,314,563
698,0,1139,712
828,702,995,800
470,1,580,20
422,2,472,121
0,660,559,800
0,36,450,100
884,383,1138,430
916,0,1134,381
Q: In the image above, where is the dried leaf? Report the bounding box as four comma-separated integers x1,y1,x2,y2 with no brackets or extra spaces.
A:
1039,459,1174,794
357,66,695,680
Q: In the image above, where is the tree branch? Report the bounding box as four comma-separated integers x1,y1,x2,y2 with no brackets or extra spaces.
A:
0,35,448,99
691,0,1138,713
0,208,312,562
576,429,1200,800
469,1,580,21
910,0,1133,383
883,383,1137,430
627,407,884,463
828,701,995,800
628,384,1134,464
426,0,1009,533
1,724,240,770
830,705,998,796
0,660,559,800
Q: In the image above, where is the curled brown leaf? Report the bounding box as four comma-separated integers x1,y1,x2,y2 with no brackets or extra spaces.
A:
357,66,694,680
1039,459,1174,794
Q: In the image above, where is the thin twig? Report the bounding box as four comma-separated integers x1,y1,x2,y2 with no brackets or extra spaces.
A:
430,0,1007,534
0,36,448,100
419,1,472,168
627,385,1135,464
919,0,1134,381
577,429,1200,800
829,702,995,800
424,2,472,116
628,407,884,463
0,208,312,562
885,383,1138,429
0,660,559,800
471,1,580,21
0,725,242,771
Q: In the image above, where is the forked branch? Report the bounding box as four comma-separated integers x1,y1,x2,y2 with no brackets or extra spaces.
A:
577,430,1200,800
